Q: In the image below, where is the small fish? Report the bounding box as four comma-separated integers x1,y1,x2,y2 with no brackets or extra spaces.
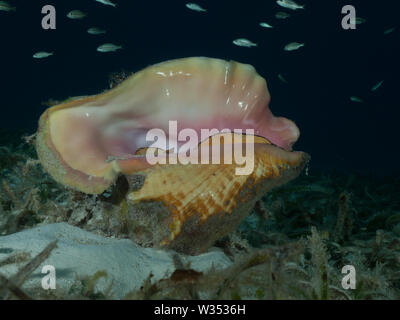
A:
0,1,15,11
384,27,396,35
350,17,366,25
371,80,384,92
95,0,117,7
276,0,304,10
275,11,290,19
67,10,87,19
350,96,364,103
278,73,288,83
87,27,107,35
356,17,366,24
33,51,53,59
97,43,122,53
284,42,305,51
259,22,273,28
186,3,206,12
233,38,257,48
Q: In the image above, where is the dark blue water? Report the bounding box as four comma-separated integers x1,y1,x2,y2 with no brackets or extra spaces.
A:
0,0,399,175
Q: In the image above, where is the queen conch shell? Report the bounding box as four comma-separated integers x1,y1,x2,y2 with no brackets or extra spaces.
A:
36,57,310,255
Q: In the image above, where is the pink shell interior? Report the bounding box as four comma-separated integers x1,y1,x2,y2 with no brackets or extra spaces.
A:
47,58,300,178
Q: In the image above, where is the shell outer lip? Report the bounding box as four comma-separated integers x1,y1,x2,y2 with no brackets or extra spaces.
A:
35,57,306,196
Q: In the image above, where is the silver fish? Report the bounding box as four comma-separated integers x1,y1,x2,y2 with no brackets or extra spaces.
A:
67,10,87,19
186,3,206,12
371,80,384,92
275,11,290,19
259,22,273,28
87,27,107,35
95,0,117,7
276,0,304,10
0,1,15,11
284,42,305,51
356,17,366,24
33,51,53,59
233,38,257,48
384,27,396,35
278,73,288,83
350,96,364,103
97,43,122,52
350,17,366,25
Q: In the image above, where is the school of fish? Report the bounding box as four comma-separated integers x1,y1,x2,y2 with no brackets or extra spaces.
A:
2,0,392,108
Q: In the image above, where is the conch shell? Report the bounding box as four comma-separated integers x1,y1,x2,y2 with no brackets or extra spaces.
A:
36,57,309,254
